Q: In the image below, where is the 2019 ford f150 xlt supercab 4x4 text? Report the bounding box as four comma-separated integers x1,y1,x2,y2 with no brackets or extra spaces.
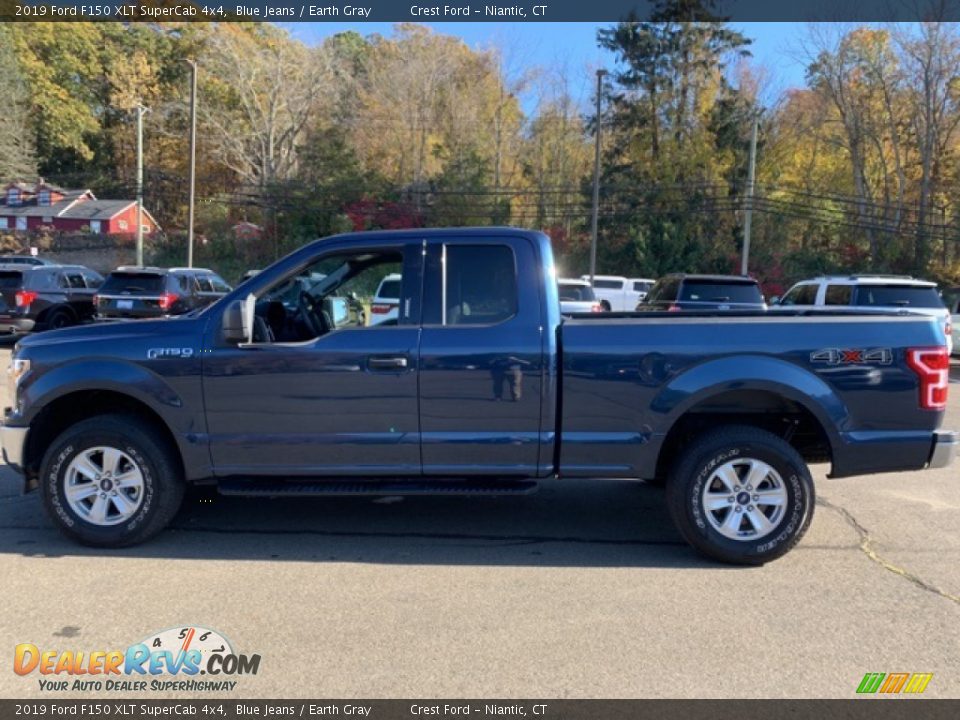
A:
1,229,956,564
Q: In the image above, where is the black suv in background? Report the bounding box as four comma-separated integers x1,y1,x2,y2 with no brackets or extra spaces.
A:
0,264,104,334
95,267,232,320
636,274,767,311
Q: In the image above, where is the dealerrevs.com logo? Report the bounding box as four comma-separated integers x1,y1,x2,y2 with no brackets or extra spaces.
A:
14,626,260,693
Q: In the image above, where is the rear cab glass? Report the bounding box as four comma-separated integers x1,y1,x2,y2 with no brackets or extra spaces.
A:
592,278,624,290
558,283,596,301
679,280,763,304
101,272,166,295
853,285,944,309
780,283,817,305
376,278,402,300
646,277,680,304
0,271,24,289
824,285,851,305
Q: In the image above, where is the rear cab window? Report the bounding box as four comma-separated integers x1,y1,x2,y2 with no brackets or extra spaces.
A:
853,285,945,309
101,272,167,295
0,271,24,289
646,278,680,304
824,285,852,305
592,278,624,290
376,277,402,300
558,283,595,301
780,283,818,306
679,280,763,303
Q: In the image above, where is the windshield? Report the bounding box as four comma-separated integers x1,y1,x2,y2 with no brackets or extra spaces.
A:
679,280,763,304
101,272,166,294
558,283,596,301
853,285,944,309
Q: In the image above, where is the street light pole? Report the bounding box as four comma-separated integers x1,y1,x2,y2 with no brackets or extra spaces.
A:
135,103,148,267
589,69,607,285
187,60,198,268
741,113,759,276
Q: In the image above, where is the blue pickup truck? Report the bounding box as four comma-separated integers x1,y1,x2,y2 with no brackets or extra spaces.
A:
2,229,956,564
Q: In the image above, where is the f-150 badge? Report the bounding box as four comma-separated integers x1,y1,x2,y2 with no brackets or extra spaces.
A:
147,347,195,359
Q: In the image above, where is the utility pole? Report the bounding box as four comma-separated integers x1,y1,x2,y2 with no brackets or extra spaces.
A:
740,113,759,276
187,60,198,268
135,103,149,267
589,69,607,284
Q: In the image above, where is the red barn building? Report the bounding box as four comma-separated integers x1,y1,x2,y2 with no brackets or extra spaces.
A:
0,180,160,235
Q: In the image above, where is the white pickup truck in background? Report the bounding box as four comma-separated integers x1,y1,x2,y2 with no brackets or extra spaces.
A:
582,275,656,311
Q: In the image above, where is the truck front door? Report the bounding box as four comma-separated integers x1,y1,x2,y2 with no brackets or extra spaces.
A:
202,241,423,476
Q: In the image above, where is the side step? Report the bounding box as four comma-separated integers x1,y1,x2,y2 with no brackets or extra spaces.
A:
217,478,539,497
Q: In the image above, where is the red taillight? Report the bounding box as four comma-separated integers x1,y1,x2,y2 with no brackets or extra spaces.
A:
667,304,682,312
371,303,394,314
590,303,603,312
906,347,949,410
15,290,37,307
158,292,178,311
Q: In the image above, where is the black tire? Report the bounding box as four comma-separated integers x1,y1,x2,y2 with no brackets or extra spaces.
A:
665,425,814,565
45,308,74,330
39,414,184,547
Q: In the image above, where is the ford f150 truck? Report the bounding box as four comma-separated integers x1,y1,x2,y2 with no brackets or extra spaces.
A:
2,228,956,564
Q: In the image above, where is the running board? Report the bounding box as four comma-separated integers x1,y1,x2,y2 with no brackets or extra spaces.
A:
217,478,539,497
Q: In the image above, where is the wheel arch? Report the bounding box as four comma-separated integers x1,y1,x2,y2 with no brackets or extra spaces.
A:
652,356,844,481
23,389,186,490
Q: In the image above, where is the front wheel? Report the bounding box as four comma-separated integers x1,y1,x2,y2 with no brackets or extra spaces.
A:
40,414,184,547
666,425,815,565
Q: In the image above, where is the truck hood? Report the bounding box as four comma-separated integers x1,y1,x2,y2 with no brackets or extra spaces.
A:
15,316,205,351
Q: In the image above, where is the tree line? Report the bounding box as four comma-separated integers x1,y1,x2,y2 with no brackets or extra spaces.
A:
2,5,960,290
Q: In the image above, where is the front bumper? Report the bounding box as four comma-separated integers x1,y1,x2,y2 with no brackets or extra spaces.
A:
0,422,28,472
928,430,959,469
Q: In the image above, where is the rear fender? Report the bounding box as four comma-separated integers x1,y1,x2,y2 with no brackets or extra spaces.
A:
652,355,847,453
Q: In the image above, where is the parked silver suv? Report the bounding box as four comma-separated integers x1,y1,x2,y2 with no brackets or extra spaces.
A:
774,275,952,353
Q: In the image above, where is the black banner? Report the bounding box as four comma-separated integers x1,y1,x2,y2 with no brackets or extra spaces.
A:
2,700,960,720
3,0,960,23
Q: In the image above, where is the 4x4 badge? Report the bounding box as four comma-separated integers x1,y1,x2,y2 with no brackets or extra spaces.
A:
810,348,893,365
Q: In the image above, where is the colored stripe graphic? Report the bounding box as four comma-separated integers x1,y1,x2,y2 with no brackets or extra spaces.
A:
857,672,933,694
880,673,910,693
857,673,885,694
903,673,934,694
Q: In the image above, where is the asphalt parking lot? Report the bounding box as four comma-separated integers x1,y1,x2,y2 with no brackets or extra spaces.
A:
0,343,958,699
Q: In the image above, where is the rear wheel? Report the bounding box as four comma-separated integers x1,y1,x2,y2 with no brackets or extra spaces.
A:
666,425,814,565
40,414,184,547
45,308,74,330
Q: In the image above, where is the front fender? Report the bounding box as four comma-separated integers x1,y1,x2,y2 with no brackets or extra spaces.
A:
652,354,847,453
19,358,187,426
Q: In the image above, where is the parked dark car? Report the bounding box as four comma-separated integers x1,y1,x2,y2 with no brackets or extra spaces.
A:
95,267,232,320
0,263,103,334
636,274,766,311
0,255,56,266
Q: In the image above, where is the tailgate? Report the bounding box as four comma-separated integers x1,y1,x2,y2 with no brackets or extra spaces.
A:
96,294,167,318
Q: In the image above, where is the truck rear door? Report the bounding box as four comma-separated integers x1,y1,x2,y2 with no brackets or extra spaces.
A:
418,235,545,475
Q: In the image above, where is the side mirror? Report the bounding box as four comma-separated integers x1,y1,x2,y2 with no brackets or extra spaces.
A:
222,293,255,343
768,296,780,306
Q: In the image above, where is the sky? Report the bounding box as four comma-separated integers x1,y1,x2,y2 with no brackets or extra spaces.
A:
289,21,810,111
